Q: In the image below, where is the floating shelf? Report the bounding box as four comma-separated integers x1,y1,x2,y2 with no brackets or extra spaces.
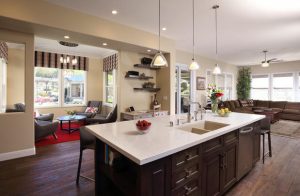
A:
133,88,161,92
125,75,154,80
134,64,160,70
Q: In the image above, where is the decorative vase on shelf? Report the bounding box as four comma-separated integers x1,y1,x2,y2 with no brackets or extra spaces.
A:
211,99,219,113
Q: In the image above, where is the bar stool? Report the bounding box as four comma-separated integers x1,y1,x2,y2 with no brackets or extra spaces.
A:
260,117,272,164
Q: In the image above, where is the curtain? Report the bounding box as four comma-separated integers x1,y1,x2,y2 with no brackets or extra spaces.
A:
103,53,118,72
34,51,89,71
0,42,8,64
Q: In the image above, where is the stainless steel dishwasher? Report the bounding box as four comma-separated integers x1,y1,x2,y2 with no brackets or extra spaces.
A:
237,125,254,180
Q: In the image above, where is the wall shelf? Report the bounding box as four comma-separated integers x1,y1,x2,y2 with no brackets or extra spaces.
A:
125,75,154,80
133,88,161,92
134,64,160,70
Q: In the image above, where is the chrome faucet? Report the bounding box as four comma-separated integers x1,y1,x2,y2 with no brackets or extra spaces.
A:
188,102,201,122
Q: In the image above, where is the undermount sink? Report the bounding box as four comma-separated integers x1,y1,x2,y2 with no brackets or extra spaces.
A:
178,121,229,135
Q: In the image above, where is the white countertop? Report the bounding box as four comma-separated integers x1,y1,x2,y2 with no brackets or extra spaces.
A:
86,111,265,165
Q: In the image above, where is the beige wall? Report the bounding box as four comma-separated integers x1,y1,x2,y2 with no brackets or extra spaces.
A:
0,29,34,155
37,57,103,118
7,47,25,107
176,50,238,105
117,51,157,114
250,60,300,75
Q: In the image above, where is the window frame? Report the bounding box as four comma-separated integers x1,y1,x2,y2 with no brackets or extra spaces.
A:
103,69,117,107
34,67,87,109
271,72,295,101
251,74,270,100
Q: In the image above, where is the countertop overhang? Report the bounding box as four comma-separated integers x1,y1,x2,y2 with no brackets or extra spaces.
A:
86,112,265,165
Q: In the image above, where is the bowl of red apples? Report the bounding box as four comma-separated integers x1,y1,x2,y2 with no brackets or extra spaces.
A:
136,120,151,134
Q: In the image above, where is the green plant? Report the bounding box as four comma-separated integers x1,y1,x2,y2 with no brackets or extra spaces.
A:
236,67,252,100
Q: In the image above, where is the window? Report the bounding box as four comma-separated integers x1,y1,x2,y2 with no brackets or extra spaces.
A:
34,67,86,107
34,67,60,107
251,75,269,100
272,73,294,101
206,70,215,86
225,74,233,100
216,74,225,91
63,70,86,105
104,70,116,105
0,58,7,113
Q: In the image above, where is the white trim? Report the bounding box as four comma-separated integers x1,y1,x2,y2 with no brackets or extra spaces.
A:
0,147,36,162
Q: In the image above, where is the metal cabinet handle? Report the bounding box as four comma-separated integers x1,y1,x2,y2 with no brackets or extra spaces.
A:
184,185,196,195
240,127,253,134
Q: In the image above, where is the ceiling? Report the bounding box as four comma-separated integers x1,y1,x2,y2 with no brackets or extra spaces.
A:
35,37,116,58
45,0,300,65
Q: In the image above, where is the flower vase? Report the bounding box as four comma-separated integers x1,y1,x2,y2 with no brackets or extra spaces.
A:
211,100,218,113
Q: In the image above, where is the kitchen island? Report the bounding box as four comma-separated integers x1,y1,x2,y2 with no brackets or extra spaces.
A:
86,111,265,196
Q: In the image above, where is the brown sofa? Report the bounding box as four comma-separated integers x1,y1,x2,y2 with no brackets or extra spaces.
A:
223,100,300,121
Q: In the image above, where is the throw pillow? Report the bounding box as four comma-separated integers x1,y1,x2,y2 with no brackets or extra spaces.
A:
247,99,254,107
85,107,99,113
239,100,249,107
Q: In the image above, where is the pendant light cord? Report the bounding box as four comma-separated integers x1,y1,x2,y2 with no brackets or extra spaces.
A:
158,0,161,52
192,0,195,60
214,5,218,58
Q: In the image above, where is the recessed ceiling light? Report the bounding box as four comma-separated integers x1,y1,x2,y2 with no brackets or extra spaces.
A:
162,27,167,31
102,43,108,46
147,49,151,52
64,35,70,39
112,10,118,15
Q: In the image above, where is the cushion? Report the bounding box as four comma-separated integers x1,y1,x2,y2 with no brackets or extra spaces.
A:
270,101,287,109
223,101,231,110
85,107,99,113
256,100,270,108
247,99,254,107
285,102,300,110
271,108,283,113
228,101,236,110
233,100,241,108
239,100,249,107
283,109,300,115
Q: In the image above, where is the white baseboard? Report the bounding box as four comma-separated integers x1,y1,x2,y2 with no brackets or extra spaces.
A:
0,147,36,162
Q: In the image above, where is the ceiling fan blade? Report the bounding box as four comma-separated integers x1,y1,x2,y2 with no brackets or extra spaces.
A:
271,59,284,63
267,58,277,63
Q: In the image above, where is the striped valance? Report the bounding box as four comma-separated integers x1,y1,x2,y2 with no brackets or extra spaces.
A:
34,51,88,71
103,53,118,72
0,42,8,63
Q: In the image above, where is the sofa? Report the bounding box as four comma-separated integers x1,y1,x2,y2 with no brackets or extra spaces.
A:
223,100,300,121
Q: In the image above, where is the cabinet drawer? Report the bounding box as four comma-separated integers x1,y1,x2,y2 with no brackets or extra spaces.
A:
172,176,201,196
224,130,238,145
172,161,201,189
203,137,222,154
172,146,201,170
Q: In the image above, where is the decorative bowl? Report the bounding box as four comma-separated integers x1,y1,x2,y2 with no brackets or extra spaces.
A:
136,120,151,134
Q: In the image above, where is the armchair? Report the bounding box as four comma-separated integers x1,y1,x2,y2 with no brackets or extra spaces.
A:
6,103,26,113
35,113,54,122
75,101,102,118
35,120,59,141
86,104,117,125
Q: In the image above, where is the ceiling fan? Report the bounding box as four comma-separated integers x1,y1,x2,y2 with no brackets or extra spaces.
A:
261,50,282,67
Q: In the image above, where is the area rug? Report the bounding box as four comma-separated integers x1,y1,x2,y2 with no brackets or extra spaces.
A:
35,122,83,147
271,120,300,138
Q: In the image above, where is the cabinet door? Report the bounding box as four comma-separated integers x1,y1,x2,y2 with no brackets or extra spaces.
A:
202,151,222,196
253,122,261,163
222,142,238,192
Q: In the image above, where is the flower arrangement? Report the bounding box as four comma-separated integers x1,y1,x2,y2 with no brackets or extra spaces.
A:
207,84,224,101
66,110,76,116
207,84,224,113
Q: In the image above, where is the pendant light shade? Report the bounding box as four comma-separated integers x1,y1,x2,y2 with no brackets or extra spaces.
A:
213,64,221,75
261,62,269,67
189,0,200,71
151,0,168,68
212,5,221,75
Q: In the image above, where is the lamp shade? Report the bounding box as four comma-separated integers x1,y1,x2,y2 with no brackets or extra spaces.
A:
213,64,221,75
151,52,168,67
261,62,269,67
189,60,199,70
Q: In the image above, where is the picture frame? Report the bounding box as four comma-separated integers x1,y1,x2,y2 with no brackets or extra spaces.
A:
196,77,206,90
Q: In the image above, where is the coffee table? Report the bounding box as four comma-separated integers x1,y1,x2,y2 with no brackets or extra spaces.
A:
253,109,280,124
57,115,87,134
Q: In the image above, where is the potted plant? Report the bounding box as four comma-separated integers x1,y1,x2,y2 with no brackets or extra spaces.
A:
207,84,224,113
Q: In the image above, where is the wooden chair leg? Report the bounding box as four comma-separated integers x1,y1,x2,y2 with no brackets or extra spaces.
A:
53,133,58,140
268,132,272,157
262,133,265,164
76,149,83,185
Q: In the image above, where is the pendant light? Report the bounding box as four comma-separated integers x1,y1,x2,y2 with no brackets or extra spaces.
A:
151,0,168,68
212,5,221,75
189,0,200,70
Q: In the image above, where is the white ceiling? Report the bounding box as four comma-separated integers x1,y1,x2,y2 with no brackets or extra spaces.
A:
45,0,300,65
35,37,116,58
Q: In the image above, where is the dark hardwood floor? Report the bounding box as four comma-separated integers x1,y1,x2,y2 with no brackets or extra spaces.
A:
0,135,299,196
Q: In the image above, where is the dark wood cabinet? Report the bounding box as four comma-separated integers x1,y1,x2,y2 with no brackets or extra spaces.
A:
222,142,238,192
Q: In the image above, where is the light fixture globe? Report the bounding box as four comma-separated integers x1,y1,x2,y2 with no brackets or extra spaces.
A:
151,51,168,67
261,62,269,67
189,59,199,70
213,64,221,75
